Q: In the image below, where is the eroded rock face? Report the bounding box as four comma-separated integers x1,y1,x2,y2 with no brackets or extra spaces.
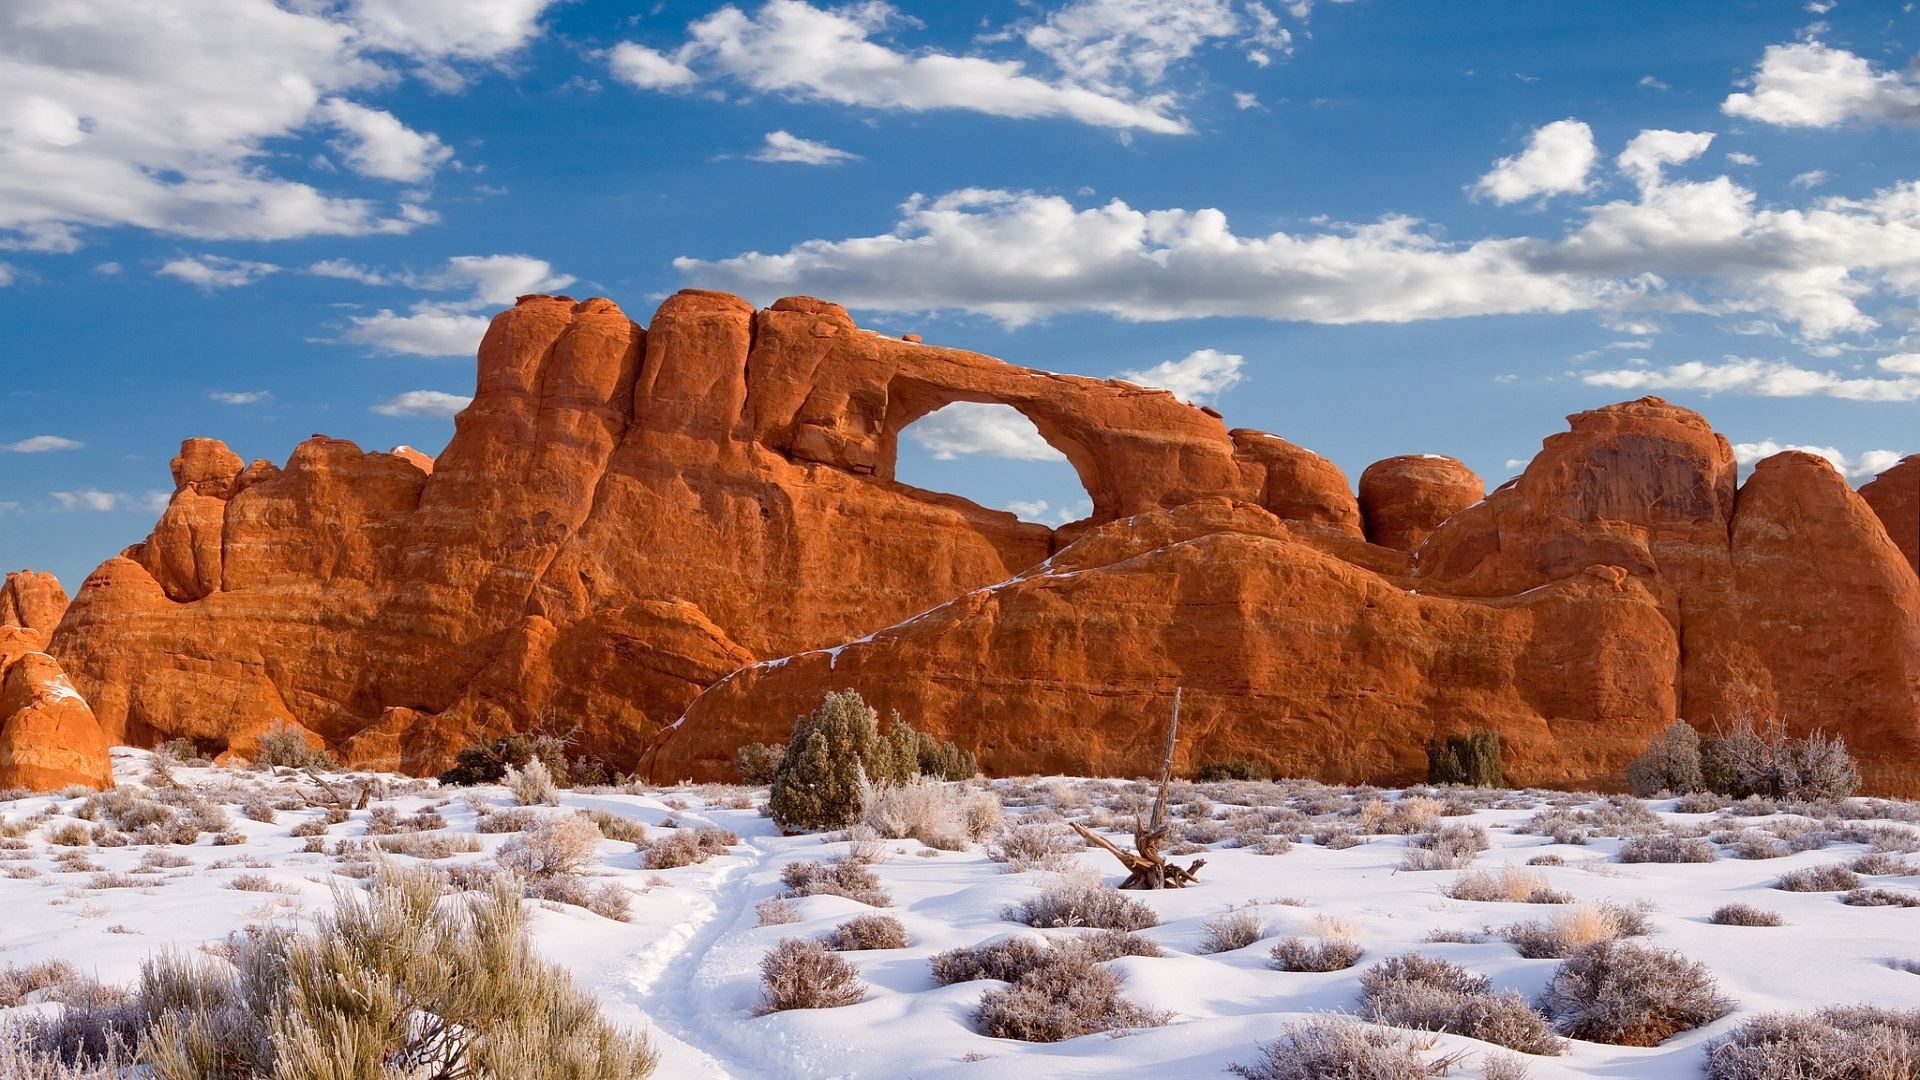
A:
1358,455,1484,554
41,294,1920,794
0,570,67,632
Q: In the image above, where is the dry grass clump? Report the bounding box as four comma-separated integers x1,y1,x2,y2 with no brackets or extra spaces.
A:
1359,952,1563,1055
1840,887,1920,908
1311,823,1366,849
860,779,1001,850
639,825,738,869
987,820,1080,873
1229,1018,1460,1080
1446,865,1570,904
1540,940,1731,1046
1006,873,1157,931
0,960,116,1009
1705,1006,1920,1079
1618,834,1717,864
524,874,633,921
1526,853,1565,866
1520,797,1661,845
1398,823,1488,870
475,807,539,834
1502,902,1648,959
779,858,892,907
496,814,602,878
1775,864,1861,892
971,937,1168,1042
1359,795,1445,836
1200,909,1267,954
756,897,800,926
364,832,482,859
756,938,867,1013
1709,903,1784,926
226,873,290,893
47,821,94,847
826,914,908,951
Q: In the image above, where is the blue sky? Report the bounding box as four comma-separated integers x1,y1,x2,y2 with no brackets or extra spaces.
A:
5,0,1920,589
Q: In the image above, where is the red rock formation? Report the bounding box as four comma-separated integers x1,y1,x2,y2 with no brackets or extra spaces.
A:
0,570,67,632
1358,455,1484,553
0,577,111,791
40,293,1920,794
1861,455,1920,574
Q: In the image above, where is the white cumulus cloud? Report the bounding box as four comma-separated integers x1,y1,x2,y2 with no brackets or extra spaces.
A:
157,255,280,289
209,390,271,405
750,130,859,165
1473,119,1598,204
607,0,1189,134
1579,354,1920,402
1115,348,1246,404
319,99,454,183
1616,129,1714,190
3,435,82,453
1731,438,1904,479
1724,41,1920,128
338,254,574,356
371,389,472,417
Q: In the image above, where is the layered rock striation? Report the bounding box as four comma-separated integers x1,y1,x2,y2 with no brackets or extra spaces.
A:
35,291,1920,793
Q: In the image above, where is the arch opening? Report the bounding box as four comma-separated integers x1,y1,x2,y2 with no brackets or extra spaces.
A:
892,401,1094,527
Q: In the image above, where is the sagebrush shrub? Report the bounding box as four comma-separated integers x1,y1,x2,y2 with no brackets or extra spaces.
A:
1399,823,1487,870
767,691,978,831
1775,864,1860,892
1502,902,1645,959
779,858,892,907
972,938,1167,1042
1268,936,1364,972
1360,952,1563,1055
1709,903,1783,926
860,779,997,850
827,914,908,951
987,820,1079,873
1007,874,1158,931
930,932,1161,987
1200,910,1266,954
756,938,866,1013
1618,834,1717,864
1626,720,1705,796
1711,714,1860,801
1229,1018,1452,1080
640,826,738,869
1841,887,1920,908
1540,940,1730,1046
1706,1006,1920,1079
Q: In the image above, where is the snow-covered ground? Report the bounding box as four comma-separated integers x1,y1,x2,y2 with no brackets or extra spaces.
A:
6,748,1920,1077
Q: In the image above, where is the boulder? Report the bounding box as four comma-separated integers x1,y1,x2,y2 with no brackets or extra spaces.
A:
1358,455,1484,554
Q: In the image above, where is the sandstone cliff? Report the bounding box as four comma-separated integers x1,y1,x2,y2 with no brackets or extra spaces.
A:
37,291,1920,793
1,572,111,791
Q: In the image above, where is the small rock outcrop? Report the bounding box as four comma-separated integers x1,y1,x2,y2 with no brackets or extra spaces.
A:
0,574,111,791
1357,455,1484,554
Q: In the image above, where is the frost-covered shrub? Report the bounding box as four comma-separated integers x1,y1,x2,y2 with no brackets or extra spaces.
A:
1711,714,1860,801
524,874,632,921
930,936,1052,985
1200,910,1267,954
504,759,560,807
779,858,892,907
1360,953,1563,1055
1007,874,1158,931
1399,823,1487,870
578,810,646,845
1540,940,1730,1046
827,914,907,951
1775,864,1860,892
972,938,1167,1042
988,820,1080,873
1229,1018,1452,1080
756,938,866,1013
860,779,988,850
1709,903,1783,926
640,826,738,869
1706,1006,1920,1079
496,814,601,878
1446,865,1569,904
1850,851,1920,876
1626,721,1705,796
735,742,785,785
1618,834,1717,864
